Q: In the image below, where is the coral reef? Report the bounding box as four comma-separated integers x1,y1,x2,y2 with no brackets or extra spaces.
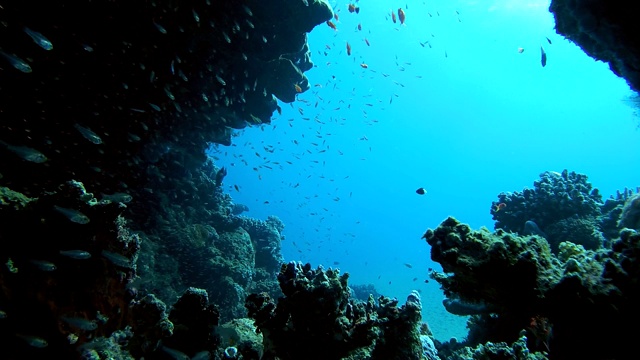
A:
424,216,640,359
597,187,639,242
423,217,561,313
245,262,428,360
437,330,547,360
491,170,604,252
0,180,139,358
492,170,602,233
132,161,285,321
350,283,383,302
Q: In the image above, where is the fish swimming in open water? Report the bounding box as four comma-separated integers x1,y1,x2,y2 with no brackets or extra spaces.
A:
23,27,53,50
0,50,32,73
540,46,547,67
0,140,47,162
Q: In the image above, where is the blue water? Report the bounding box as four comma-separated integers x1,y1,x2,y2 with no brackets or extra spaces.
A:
209,0,640,340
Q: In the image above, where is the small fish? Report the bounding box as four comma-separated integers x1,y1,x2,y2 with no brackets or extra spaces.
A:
74,124,102,144
326,20,337,30
398,8,406,25
0,140,46,163
391,10,397,23
540,46,547,67
545,37,552,45
234,184,240,192
0,50,32,73
494,203,507,212
16,334,48,348
360,63,368,69
59,250,92,260
60,315,98,331
357,23,362,31
242,4,253,16
404,263,413,268
54,205,90,224
101,192,132,203
346,42,351,56
101,250,132,268
364,38,370,46
415,187,426,195
29,260,56,271
153,21,167,34
294,83,303,93
517,47,524,54
23,27,53,50
348,4,359,13
524,220,547,238
215,74,226,86
192,351,212,360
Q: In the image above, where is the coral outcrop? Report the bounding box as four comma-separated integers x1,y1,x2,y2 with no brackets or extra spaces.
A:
491,170,604,252
424,216,640,359
246,262,428,360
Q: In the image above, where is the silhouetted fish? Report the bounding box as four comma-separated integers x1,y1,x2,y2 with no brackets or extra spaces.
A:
541,46,547,67
523,220,547,238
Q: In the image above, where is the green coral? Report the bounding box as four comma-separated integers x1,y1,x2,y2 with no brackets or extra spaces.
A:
0,186,35,210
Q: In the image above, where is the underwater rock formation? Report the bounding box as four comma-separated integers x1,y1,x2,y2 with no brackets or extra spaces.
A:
549,0,640,92
0,0,331,357
246,261,429,360
424,216,640,359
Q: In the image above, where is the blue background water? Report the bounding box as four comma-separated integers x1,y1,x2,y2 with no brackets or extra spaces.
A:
209,0,640,340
